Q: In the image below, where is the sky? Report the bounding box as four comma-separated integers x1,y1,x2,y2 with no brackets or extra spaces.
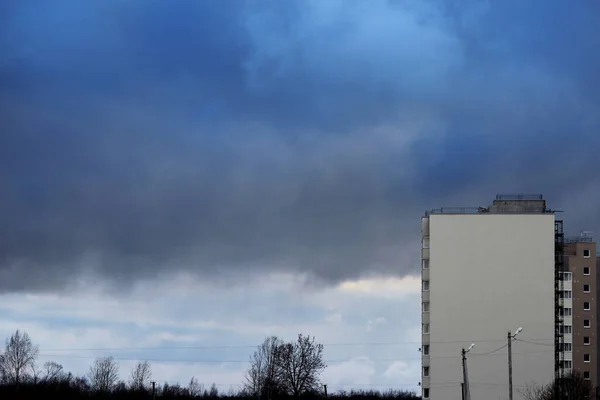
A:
1,0,599,392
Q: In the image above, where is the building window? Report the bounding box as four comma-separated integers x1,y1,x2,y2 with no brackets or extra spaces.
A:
423,388,430,399
423,367,429,377
583,249,591,258
561,343,572,351
584,284,590,293
561,308,572,317
560,325,572,334
423,324,430,334
423,345,430,355
423,281,430,291
584,354,591,363
584,267,590,275
560,290,572,299
561,272,572,281
560,360,572,369
584,336,590,345
422,259,429,269
422,238,430,249
584,302,591,311
584,371,591,380
423,302,430,312
584,319,590,328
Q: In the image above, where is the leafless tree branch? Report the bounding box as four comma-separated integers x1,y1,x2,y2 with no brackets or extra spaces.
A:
0,330,39,385
88,356,119,392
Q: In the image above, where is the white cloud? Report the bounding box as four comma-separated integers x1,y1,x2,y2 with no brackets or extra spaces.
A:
0,273,422,392
323,358,376,388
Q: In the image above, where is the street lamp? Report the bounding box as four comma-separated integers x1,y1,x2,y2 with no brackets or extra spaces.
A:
508,327,523,400
462,343,475,400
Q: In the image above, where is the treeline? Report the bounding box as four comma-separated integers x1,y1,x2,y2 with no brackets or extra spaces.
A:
0,330,419,400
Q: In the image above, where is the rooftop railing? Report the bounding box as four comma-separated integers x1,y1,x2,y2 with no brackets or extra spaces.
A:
564,237,594,243
425,207,555,216
495,194,544,201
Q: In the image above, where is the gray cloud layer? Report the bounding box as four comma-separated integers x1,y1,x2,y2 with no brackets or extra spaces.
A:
1,0,599,292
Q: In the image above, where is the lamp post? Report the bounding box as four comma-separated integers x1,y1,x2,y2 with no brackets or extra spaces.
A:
462,343,475,400
508,327,523,400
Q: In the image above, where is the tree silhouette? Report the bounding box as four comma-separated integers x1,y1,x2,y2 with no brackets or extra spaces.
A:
129,360,152,391
0,329,419,399
244,334,326,398
520,370,593,400
41,361,65,382
88,356,119,392
244,336,284,399
0,330,39,385
275,334,326,397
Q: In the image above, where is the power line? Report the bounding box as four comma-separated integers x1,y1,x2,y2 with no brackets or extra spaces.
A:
515,338,553,347
34,349,556,363
137,381,423,389
39,338,556,352
471,343,508,356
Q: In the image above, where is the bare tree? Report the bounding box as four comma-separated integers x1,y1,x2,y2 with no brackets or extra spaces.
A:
244,336,284,399
275,334,326,397
520,382,549,400
88,356,119,392
0,330,39,385
519,371,593,400
129,360,152,391
188,376,204,397
208,382,219,397
41,361,65,382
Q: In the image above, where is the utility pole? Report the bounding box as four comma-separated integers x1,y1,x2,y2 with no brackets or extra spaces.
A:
508,327,523,400
151,381,156,400
324,384,328,398
462,343,474,400
508,331,513,400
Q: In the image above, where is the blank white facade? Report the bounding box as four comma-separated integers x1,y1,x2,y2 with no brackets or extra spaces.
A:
421,213,557,400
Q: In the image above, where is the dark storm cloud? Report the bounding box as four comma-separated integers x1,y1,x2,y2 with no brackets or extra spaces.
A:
1,0,599,292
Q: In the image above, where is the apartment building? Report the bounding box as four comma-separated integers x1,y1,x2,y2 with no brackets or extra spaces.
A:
563,234,598,389
421,195,562,400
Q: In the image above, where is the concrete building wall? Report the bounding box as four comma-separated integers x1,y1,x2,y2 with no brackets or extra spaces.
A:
422,213,556,400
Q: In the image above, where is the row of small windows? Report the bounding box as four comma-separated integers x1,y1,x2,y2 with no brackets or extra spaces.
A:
560,320,592,334
560,307,572,316
559,290,593,298
421,340,591,392
560,290,572,299
560,361,592,380
559,342,592,351
560,360,572,369
421,344,591,368
560,267,591,280
559,355,591,366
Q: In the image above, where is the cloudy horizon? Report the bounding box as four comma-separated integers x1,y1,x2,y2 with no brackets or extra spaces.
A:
1,0,599,390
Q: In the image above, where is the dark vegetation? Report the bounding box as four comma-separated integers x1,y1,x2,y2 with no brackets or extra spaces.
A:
0,330,419,400
520,370,594,400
